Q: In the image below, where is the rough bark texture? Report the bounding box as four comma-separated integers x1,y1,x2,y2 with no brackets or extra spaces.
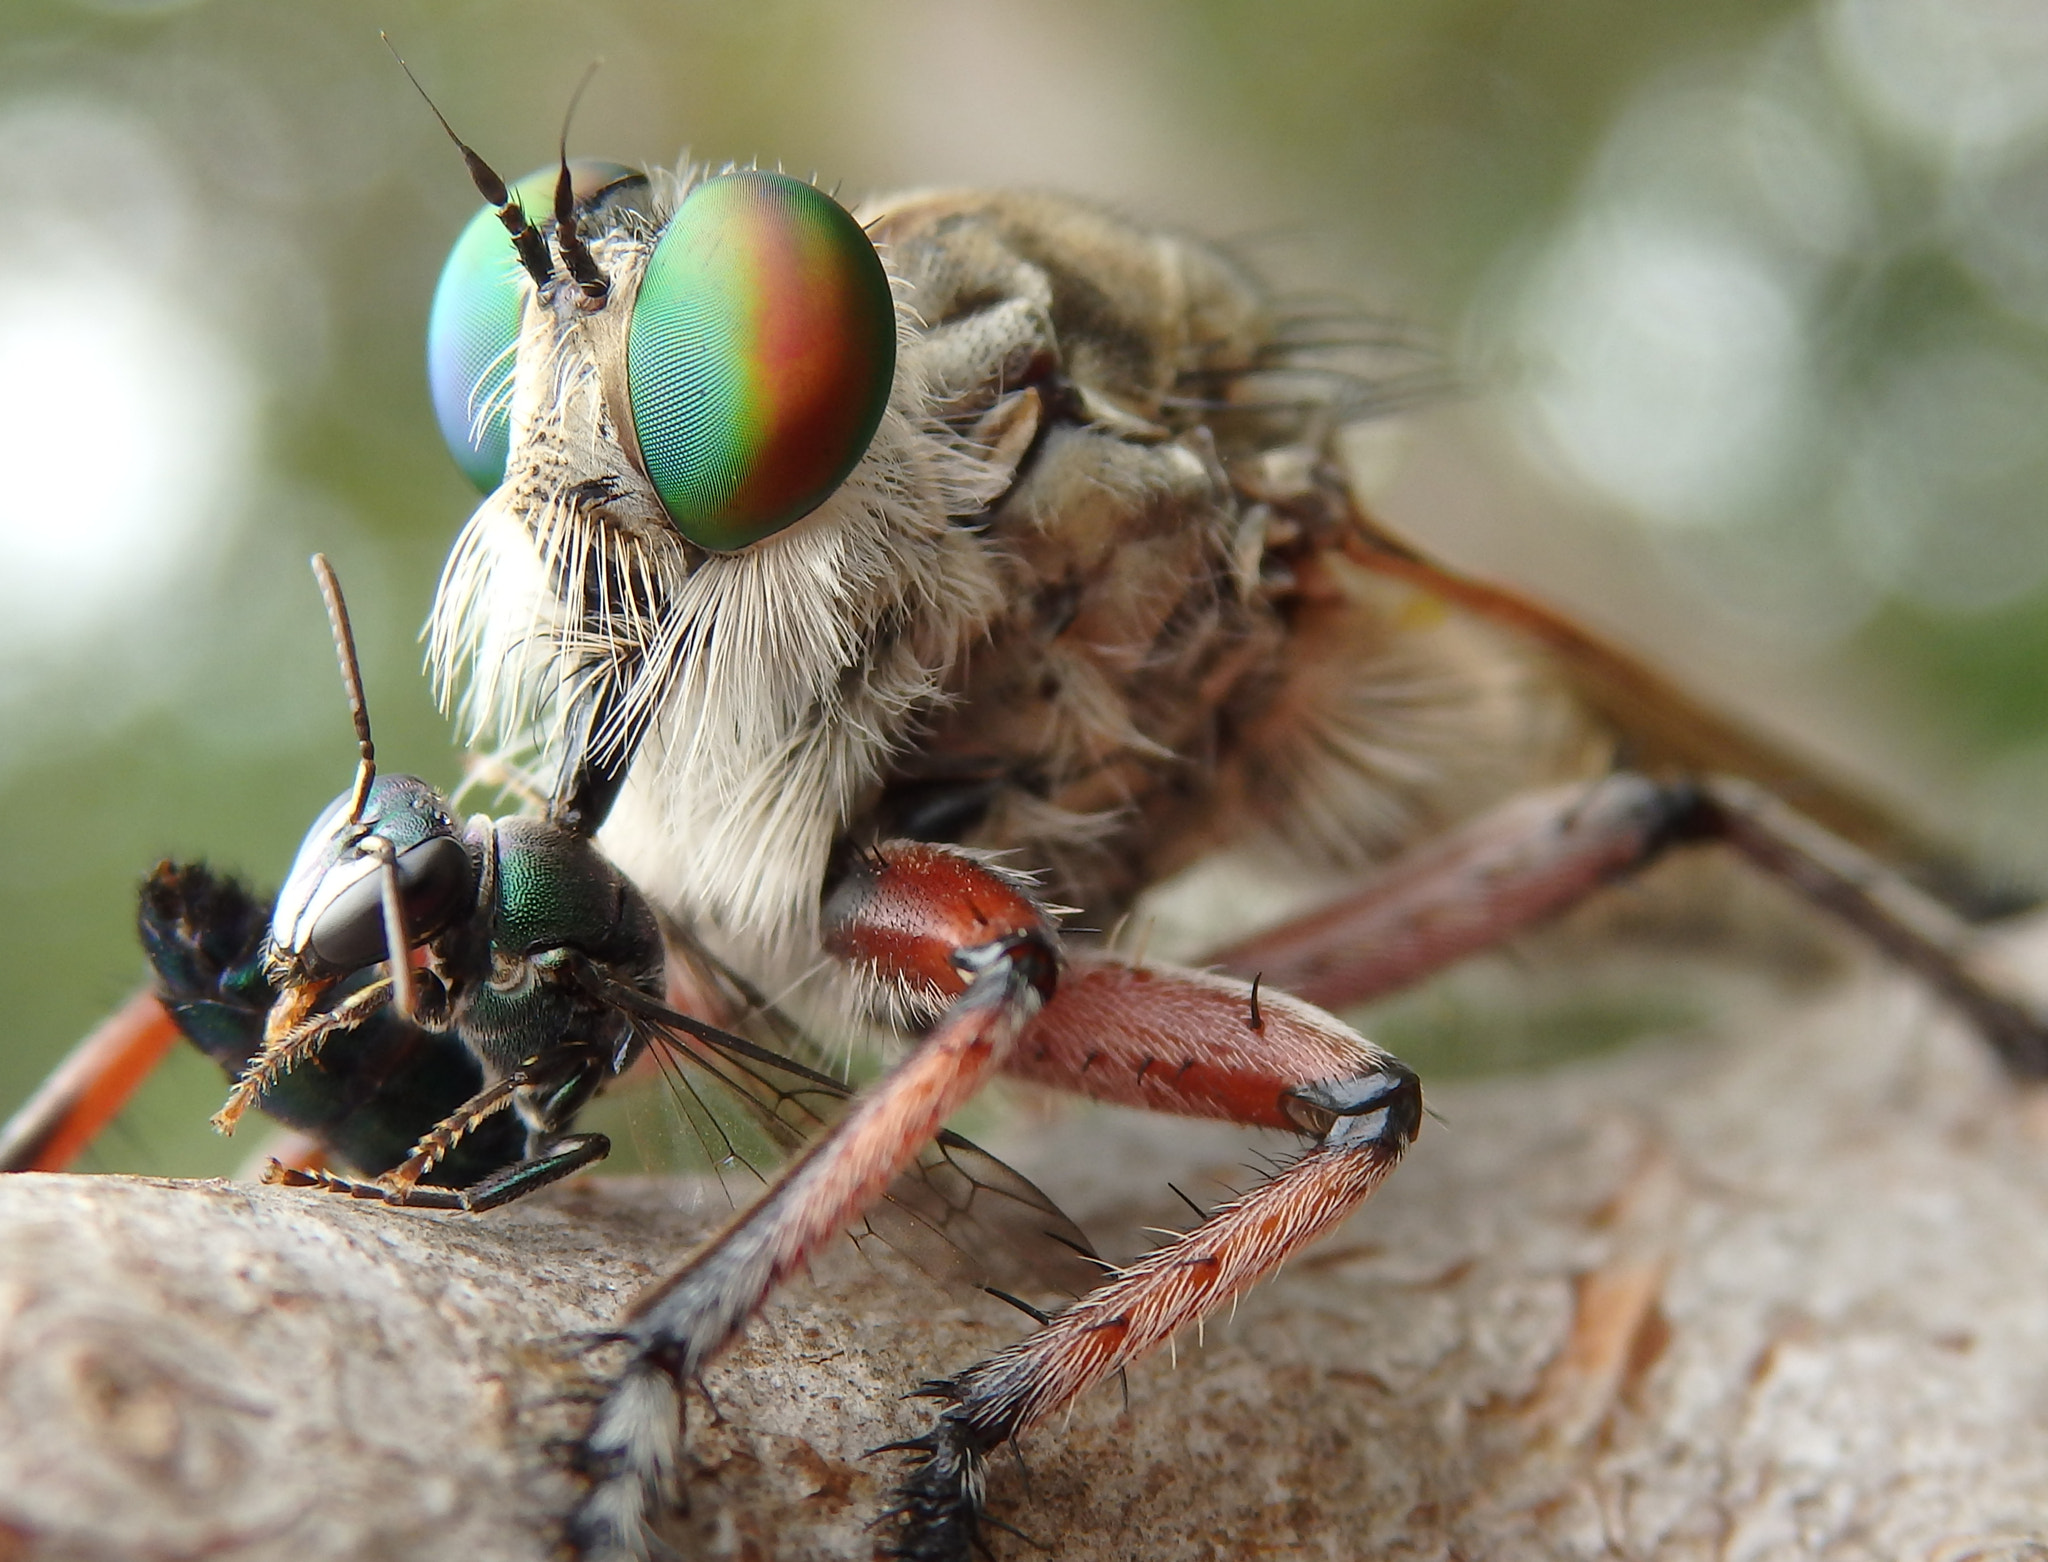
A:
5,947,2048,1561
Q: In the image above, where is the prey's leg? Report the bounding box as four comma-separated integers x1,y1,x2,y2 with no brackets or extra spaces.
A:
890,961,1420,1560
1207,771,2048,1076
261,1046,615,1211
567,843,1061,1561
211,976,395,1132
265,1132,612,1212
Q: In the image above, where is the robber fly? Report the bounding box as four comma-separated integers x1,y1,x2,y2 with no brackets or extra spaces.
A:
373,74,2048,1560
15,78,2046,1560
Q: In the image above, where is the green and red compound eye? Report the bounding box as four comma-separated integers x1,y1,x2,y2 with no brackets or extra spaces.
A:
428,163,896,552
426,160,643,493
624,171,896,552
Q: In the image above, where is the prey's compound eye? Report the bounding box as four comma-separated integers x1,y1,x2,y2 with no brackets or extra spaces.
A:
298,834,472,976
625,171,895,552
426,160,644,491
270,775,479,980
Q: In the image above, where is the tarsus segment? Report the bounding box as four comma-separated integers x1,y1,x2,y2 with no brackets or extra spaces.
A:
887,1056,1420,1561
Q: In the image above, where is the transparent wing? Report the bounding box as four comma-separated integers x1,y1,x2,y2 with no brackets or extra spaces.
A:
859,1127,1105,1306
591,976,1103,1313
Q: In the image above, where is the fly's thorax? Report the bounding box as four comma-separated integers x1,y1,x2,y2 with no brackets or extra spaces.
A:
861,189,1273,434
840,192,1606,930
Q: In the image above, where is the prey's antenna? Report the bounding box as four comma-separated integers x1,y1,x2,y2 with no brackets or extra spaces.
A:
360,834,419,1021
311,554,376,826
309,552,419,1021
382,32,552,288
554,60,610,302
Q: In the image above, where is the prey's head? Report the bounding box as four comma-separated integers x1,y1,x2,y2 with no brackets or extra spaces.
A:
267,772,477,997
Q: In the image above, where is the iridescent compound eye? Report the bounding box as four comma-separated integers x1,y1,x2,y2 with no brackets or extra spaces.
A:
426,160,643,491
624,171,896,551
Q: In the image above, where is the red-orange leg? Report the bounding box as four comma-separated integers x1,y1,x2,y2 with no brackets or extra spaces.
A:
1204,771,2048,1076
888,960,1418,1560
568,843,1060,1560
1004,957,1409,1129
1209,771,1705,1012
0,989,183,1172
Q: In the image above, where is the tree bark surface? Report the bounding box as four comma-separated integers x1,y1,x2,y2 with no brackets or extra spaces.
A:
5,949,2048,1561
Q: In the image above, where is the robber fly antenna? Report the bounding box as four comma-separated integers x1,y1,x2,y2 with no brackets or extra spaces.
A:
382,32,552,288
309,553,419,1020
553,61,610,302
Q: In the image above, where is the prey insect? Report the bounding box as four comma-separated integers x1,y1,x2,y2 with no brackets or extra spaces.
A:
401,105,2048,1562
0,864,527,1186
2,554,1100,1337
193,553,672,1213
138,857,531,1193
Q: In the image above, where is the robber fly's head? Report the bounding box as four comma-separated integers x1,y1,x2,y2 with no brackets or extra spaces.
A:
267,773,479,987
426,159,896,555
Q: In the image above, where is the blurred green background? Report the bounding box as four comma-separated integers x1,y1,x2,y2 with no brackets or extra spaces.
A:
5,0,2048,1171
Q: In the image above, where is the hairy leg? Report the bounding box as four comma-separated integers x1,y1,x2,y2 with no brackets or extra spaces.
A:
889,958,1419,1559
567,843,1060,1560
